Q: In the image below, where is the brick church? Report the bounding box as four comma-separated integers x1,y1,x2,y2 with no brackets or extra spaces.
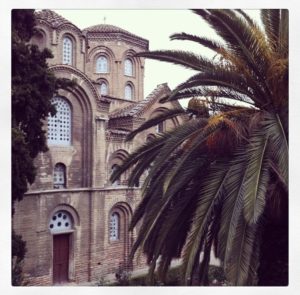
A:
12,10,184,285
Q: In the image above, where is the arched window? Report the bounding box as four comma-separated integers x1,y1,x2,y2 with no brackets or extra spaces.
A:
49,210,73,234
99,81,108,95
124,84,133,100
124,58,133,76
62,37,73,65
53,163,66,189
111,164,121,186
96,56,108,73
47,97,71,146
109,212,120,241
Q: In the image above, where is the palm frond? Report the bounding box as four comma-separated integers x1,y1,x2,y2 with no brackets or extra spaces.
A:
126,108,185,141
161,71,267,107
225,214,259,285
162,86,255,107
193,9,273,101
170,32,223,52
143,119,209,183
279,10,288,57
261,10,280,51
135,50,219,72
243,130,270,224
262,113,288,187
234,9,255,26
110,133,168,183
121,9,288,287
181,162,230,284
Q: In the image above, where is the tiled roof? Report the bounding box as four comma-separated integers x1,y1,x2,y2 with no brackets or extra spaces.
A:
35,10,73,28
109,83,170,119
83,24,129,34
82,24,146,41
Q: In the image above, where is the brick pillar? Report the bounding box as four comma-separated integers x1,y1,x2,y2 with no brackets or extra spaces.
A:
92,115,107,187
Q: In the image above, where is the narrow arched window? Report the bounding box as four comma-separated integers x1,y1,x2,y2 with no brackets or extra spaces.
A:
124,84,133,100
47,97,71,146
49,210,73,234
53,163,66,189
156,122,164,133
96,56,108,73
124,58,133,76
109,212,120,241
63,37,73,65
99,81,108,95
111,164,121,186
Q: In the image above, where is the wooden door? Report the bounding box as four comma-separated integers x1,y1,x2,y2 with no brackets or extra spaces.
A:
53,234,70,284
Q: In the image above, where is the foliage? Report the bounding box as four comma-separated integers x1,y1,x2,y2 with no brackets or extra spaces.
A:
12,9,75,205
111,9,288,286
12,230,27,286
11,9,75,285
111,265,227,286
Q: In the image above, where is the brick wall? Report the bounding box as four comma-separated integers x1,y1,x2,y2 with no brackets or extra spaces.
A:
14,11,185,286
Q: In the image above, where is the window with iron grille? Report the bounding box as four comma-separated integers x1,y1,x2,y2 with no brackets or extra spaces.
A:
63,37,72,65
109,212,120,241
47,97,71,146
53,163,66,189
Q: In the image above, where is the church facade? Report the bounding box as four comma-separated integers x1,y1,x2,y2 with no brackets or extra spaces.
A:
12,10,183,286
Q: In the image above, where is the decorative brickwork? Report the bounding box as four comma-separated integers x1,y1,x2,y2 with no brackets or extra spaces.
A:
13,10,184,286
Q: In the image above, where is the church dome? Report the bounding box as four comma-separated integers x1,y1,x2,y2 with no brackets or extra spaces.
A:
83,24,132,34
82,23,149,49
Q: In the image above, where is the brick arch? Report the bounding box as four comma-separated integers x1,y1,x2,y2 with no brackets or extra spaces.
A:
108,149,129,167
108,202,133,271
88,45,116,63
122,49,141,76
48,203,79,283
49,66,97,187
35,20,55,44
56,23,83,43
49,65,99,108
110,201,133,217
108,149,129,186
96,78,110,95
60,32,78,67
48,203,80,228
124,81,135,100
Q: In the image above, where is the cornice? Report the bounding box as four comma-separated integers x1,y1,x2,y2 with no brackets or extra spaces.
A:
85,32,148,50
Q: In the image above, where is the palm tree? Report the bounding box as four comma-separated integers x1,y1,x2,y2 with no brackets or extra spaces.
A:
111,9,288,286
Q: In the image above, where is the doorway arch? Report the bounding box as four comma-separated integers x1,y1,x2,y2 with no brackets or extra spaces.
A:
48,205,79,285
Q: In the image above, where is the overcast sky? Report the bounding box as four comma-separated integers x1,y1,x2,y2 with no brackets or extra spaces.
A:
55,9,260,105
